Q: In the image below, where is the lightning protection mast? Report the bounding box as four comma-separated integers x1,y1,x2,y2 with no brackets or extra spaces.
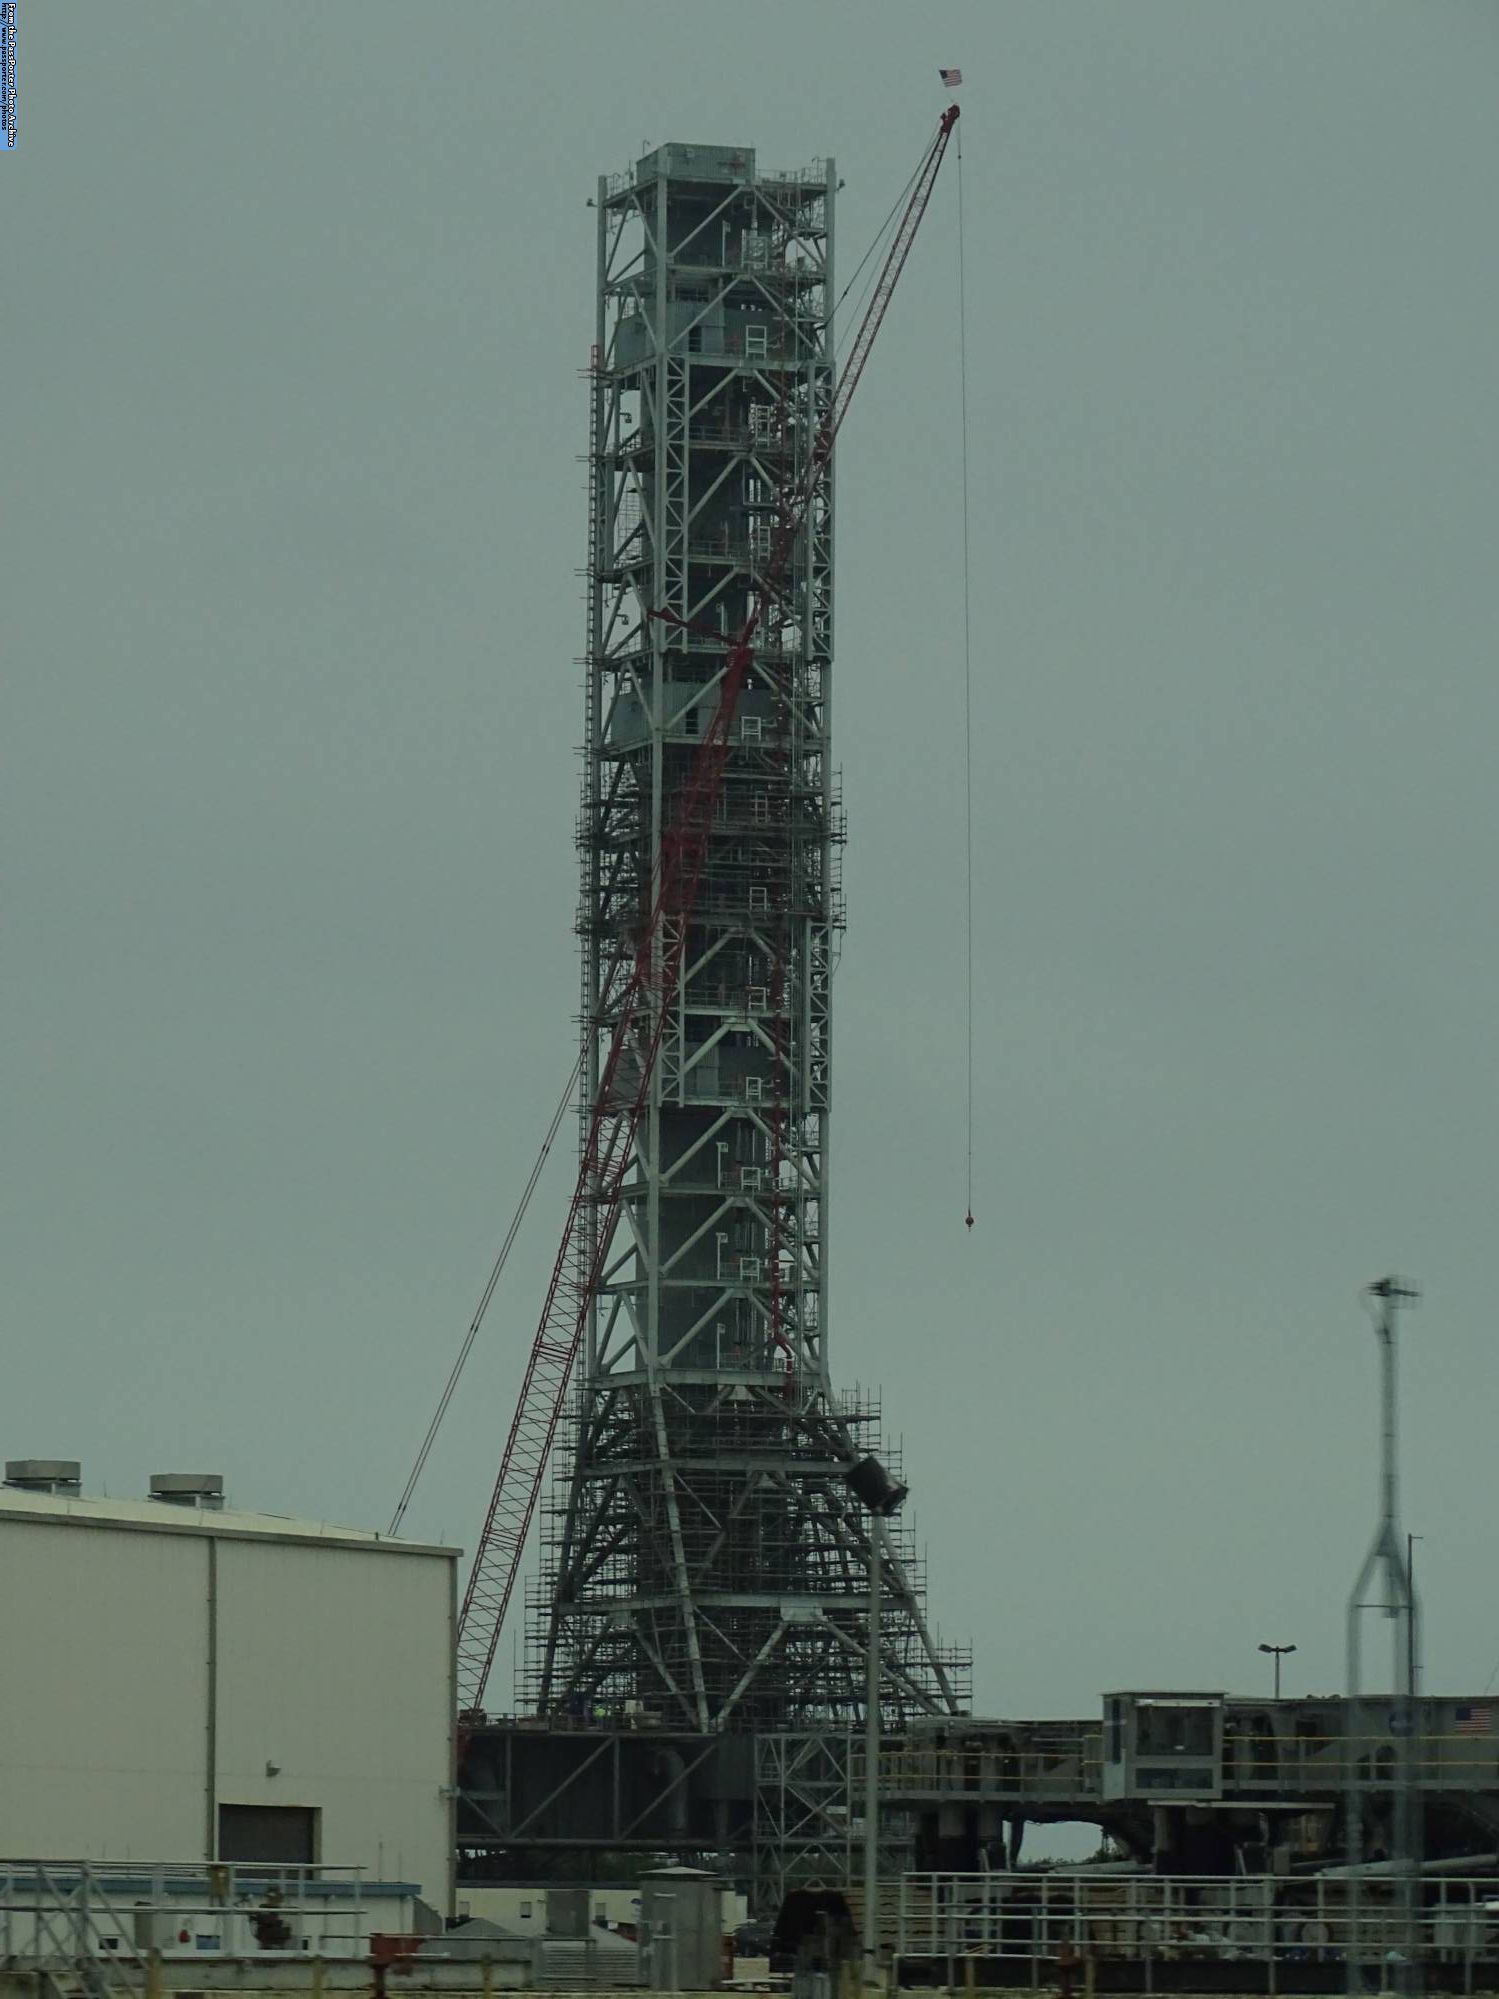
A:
522,137,967,1732
1345,1276,1423,1998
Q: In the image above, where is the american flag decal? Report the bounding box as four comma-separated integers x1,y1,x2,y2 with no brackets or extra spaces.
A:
1455,1705,1493,1735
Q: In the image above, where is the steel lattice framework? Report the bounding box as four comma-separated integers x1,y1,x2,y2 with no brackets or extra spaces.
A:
525,140,968,1732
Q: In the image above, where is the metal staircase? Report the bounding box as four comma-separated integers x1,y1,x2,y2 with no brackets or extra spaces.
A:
1,1865,149,1999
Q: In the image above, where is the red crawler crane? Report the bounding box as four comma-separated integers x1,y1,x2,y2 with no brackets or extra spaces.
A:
455,105,961,1712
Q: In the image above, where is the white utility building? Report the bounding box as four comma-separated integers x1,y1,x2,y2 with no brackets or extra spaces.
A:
0,1462,456,1911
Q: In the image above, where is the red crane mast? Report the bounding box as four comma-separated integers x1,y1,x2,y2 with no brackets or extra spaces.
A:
455,105,961,1712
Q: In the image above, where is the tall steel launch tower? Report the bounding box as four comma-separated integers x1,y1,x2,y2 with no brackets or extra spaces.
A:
524,141,966,1732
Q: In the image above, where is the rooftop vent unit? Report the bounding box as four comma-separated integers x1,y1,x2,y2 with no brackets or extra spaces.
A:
4,1459,82,1495
149,1472,224,1511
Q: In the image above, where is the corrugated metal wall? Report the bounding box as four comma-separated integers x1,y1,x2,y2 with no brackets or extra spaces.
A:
0,1513,453,1906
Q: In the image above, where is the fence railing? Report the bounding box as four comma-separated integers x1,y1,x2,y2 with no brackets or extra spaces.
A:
880,1731,1499,1803
879,1745,1102,1801
896,1871,1499,1980
0,1859,372,1965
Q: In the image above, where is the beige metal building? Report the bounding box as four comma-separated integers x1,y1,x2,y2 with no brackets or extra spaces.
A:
0,1462,456,1910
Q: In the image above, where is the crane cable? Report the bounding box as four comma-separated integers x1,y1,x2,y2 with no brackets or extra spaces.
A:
837,113,976,1228
388,1055,581,1536
957,121,976,1231
829,149,927,353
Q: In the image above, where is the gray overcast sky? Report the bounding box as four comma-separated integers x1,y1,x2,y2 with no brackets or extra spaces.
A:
7,1,1498,1722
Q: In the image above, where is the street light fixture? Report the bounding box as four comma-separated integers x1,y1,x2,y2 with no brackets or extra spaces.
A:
1257,1642,1297,1700
845,1455,908,1991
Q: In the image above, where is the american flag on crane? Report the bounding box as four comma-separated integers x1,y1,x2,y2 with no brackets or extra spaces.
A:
940,67,963,88
1455,1705,1494,1736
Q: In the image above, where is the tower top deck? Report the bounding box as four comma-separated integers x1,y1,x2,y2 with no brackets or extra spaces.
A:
637,141,756,182
605,142,831,204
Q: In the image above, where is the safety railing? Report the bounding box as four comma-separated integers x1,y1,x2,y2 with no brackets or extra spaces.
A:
878,1731,1499,1803
880,1740,1102,1803
599,160,826,199
1224,1731,1499,1789
896,1871,1499,1983
0,1862,148,1999
0,1860,371,1966
620,419,801,450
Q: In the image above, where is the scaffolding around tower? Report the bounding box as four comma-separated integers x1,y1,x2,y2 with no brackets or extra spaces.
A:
525,138,967,1733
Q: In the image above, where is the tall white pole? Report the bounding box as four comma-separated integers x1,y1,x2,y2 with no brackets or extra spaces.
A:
1345,1276,1421,1999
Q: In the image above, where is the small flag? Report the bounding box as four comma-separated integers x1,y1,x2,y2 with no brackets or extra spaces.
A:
1455,1705,1493,1736
940,67,963,89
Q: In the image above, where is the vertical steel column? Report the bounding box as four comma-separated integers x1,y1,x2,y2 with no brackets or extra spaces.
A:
863,1519,883,1987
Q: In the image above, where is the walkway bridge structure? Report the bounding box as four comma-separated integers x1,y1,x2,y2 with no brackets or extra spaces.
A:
458,1692,1499,1918
887,1690,1499,1874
